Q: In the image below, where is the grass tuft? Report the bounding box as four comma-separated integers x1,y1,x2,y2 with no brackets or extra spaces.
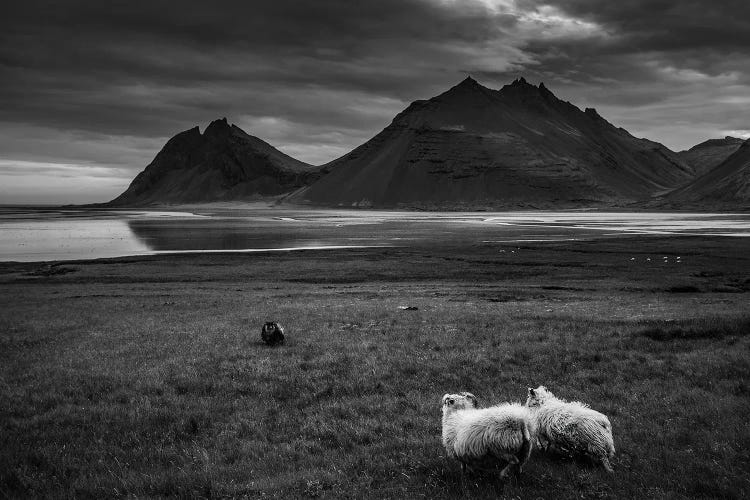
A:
637,316,750,341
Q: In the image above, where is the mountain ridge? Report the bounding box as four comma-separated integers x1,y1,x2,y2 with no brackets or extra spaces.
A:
290,76,694,208
677,136,745,177
665,139,750,207
109,118,319,206
108,77,746,210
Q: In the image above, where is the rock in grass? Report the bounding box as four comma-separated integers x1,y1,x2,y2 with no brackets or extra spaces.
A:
261,322,285,346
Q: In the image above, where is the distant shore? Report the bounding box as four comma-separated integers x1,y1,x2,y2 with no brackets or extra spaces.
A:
4,199,749,215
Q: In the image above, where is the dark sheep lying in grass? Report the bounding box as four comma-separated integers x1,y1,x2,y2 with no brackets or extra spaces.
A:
441,392,536,484
525,386,615,472
261,322,285,346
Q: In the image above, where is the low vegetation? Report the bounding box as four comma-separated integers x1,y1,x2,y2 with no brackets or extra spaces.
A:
1,236,749,498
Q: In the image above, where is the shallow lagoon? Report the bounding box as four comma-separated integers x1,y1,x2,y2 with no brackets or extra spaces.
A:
1,206,749,262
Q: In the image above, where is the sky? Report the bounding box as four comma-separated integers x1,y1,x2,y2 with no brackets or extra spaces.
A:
1,0,749,204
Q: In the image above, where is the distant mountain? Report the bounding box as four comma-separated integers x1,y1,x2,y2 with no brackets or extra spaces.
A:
665,139,750,207
289,77,694,209
109,118,318,205
678,136,745,177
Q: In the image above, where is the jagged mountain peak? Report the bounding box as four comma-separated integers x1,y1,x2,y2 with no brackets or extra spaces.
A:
498,77,559,102
437,75,493,99
108,119,318,206
458,75,480,86
421,76,563,115
509,76,532,87
203,117,233,139
446,75,549,98
501,76,540,92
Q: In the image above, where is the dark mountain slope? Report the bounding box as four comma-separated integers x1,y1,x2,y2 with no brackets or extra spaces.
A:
109,118,318,205
678,136,745,177
666,139,750,207
290,77,694,208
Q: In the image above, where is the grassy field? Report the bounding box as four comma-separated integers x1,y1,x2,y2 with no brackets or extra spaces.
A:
1,236,749,498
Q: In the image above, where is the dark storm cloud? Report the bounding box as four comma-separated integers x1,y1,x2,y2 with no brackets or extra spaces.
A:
0,0,512,137
469,0,750,151
518,0,750,52
1,0,749,203
517,0,750,92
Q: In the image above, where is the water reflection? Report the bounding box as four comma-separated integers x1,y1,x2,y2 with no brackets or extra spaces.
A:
1,207,749,262
125,218,379,251
0,218,152,262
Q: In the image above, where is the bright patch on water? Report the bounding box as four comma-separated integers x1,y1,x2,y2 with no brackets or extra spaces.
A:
1,207,749,262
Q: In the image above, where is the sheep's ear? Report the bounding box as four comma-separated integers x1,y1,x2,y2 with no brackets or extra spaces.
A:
461,392,478,408
442,394,450,405
528,387,535,396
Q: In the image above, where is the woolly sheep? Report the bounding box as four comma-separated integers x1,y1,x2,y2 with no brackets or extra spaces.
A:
441,392,535,482
525,385,615,472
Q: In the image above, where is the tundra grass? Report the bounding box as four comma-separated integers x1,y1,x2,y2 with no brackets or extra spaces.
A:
1,236,749,498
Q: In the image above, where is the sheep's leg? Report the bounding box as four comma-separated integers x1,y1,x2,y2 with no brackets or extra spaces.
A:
537,435,550,451
584,444,614,473
459,462,468,494
499,465,509,482
500,461,524,485
492,478,506,496
493,463,511,494
517,441,532,478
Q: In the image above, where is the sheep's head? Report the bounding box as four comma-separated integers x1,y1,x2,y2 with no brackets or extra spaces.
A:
526,385,554,407
263,322,280,333
441,392,478,415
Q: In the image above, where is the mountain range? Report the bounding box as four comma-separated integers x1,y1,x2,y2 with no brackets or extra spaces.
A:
108,78,749,209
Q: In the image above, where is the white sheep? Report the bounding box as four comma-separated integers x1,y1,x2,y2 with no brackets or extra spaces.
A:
525,385,615,472
441,392,535,482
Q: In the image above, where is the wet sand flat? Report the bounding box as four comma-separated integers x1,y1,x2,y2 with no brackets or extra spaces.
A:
2,206,750,262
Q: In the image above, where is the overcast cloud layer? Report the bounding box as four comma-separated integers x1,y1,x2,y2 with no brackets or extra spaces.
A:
2,0,749,203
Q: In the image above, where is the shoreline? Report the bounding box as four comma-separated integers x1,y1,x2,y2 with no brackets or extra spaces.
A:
2,200,749,214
